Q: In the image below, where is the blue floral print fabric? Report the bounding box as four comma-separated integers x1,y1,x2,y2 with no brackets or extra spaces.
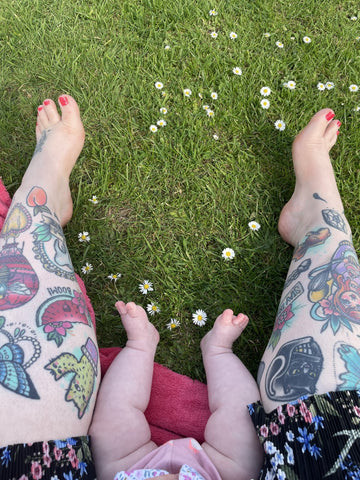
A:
248,390,360,479
0,436,96,480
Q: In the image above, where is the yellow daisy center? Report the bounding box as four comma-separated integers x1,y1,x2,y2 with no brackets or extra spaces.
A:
170,324,176,329
152,306,157,311
226,251,231,256
197,315,202,321
144,284,149,289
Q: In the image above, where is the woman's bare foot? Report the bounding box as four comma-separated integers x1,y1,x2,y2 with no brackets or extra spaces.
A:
200,309,248,355
18,95,85,226
278,108,343,246
115,301,160,351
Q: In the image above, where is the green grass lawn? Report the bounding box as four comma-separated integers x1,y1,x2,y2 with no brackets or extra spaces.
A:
1,0,360,381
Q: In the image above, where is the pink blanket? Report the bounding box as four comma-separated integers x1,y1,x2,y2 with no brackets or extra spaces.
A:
0,178,210,445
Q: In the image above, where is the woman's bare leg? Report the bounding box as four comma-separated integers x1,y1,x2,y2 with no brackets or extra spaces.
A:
0,95,100,446
257,108,354,413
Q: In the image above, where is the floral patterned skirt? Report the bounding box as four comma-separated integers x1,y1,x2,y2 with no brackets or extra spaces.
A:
248,390,360,479
0,436,96,480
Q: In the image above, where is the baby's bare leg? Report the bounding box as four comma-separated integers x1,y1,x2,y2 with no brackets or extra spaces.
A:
200,309,264,480
89,302,159,480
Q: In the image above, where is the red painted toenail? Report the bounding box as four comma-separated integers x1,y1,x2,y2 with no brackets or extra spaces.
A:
325,112,335,121
59,96,69,106
37,106,43,112
337,121,342,127
44,100,51,106
337,131,340,135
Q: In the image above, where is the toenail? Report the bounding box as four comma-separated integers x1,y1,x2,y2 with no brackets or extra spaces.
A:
325,112,335,121
59,96,69,106
37,106,43,112
44,100,51,106
337,131,340,135
337,121,342,127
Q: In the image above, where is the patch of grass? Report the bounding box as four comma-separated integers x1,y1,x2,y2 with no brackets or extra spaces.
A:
1,0,360,381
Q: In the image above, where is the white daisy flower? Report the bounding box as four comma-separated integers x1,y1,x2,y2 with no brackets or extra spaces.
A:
198,93,203,99
229,32,238,39
349,84,359,92
317,82,325,91
354,105,360,111
150,125,158,132
157,119,167,127
161,91,166,97
287,80,296,90
210,31,218,38
263,32,271,37
167,318,180,330
183,88,192,97
164,45,171,50
274,120,286,131
249,221,261,231
326,82,335,90
351,16,358,21
222,248,235,260
213,134,219,140
303,36,311,43
290,36,295,40
81,262,93,274
276,41,284,48
89,195,99,204
139,280,154,295
233,67,242,75
356,36,360,41
260,86,271,96
155,82,164,89
203,104,210,110
192,310,207,326
78,231,90,242
207,109,215,117
211,92,218,100
209,9,218,16
147,302,160,315
107,273,122,282
261,99,270,109
160,107,168,114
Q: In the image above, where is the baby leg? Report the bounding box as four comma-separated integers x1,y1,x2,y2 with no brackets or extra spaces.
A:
89,302,159,480
200,309,264,480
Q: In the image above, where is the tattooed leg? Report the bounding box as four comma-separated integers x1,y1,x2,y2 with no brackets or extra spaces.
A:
0,96,100,447
257,108,356,413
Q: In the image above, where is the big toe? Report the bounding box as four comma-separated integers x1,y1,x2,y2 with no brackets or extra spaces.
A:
58,95,84,133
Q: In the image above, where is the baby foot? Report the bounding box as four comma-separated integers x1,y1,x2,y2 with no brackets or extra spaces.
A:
18,95,85,226
278,108,344,246
200,309,248,356
115,301,160,351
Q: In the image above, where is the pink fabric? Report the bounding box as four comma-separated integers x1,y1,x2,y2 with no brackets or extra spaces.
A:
0,178,211,446
124,438,222,480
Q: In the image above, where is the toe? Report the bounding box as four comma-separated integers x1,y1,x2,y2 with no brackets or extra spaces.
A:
222,309,234,322
58,95,83,130
233,313,249,328
43,99,61,125
305,108,335,136
37,105,50,129
324,118,341,145
115,301,126,316
126,302,138,317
